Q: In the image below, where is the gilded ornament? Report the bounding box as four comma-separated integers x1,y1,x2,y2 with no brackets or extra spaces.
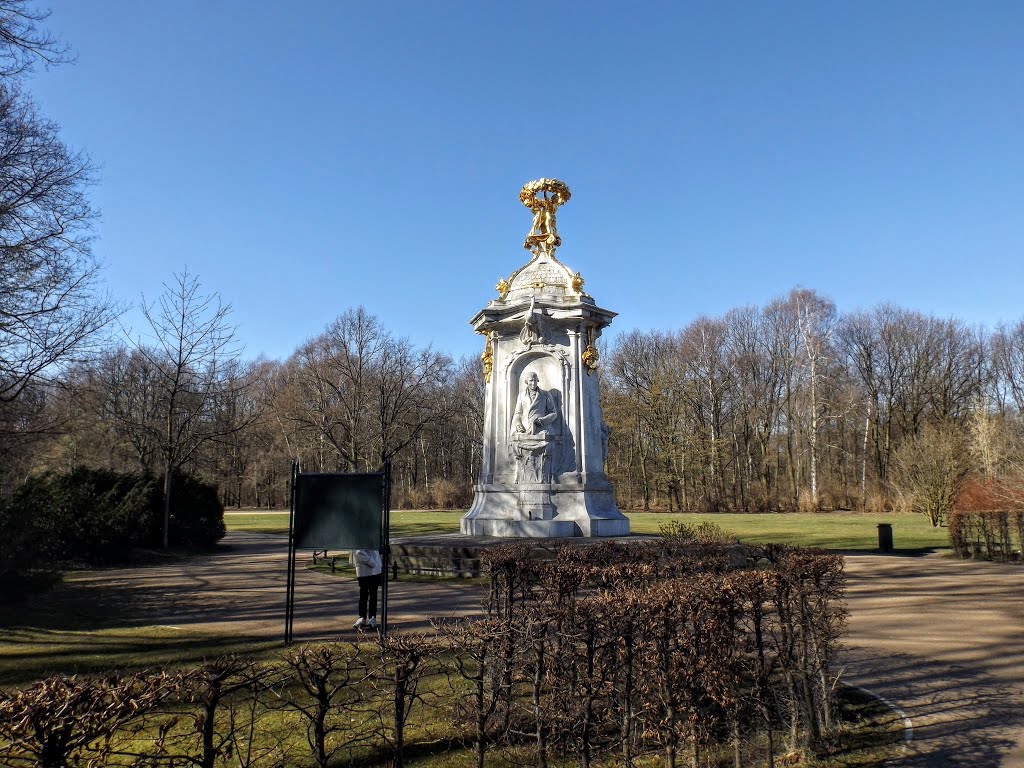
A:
582,327,599,375
480,334,493,383
495,276,510,300
571,271,585,294
520,178,571,254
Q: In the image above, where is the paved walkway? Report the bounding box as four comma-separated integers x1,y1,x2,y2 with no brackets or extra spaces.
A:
841,553,1024,767
59,532,480,640
45,534,1024,766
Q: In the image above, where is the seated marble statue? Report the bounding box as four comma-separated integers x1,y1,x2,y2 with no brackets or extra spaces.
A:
512,372,558,436
510,372,559,484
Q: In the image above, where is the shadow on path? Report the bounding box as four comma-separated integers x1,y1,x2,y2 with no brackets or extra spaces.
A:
1,532,485,640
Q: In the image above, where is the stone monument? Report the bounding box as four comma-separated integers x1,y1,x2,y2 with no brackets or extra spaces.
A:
460,179,630,538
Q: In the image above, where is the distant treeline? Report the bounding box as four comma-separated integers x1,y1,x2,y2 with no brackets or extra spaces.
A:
4,290,1024,520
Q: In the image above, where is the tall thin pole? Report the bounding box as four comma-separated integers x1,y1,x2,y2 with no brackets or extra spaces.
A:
285,460,298,644
380,458,391,638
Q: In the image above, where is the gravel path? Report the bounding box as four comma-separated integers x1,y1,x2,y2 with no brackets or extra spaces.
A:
49,533,1024,766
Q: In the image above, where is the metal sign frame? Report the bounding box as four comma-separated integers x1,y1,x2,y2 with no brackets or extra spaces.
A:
284,459,391,643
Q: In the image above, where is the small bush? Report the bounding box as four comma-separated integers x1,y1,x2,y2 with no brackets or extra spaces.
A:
949,478,1024,562
861,492,892,515
659,519,694,541
798,489,819,514
956,477,1024,514
659,519,734,545
695,493,726,514
746,486,774,514
401,486,431,510
817,488,841,511
0,671,175,768
428,478,471,509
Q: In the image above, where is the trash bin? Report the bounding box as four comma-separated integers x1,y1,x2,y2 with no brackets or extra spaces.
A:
877,523,894,552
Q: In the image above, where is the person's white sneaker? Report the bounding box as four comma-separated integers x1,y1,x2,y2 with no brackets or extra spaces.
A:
353,617,366,629
367,617,378,629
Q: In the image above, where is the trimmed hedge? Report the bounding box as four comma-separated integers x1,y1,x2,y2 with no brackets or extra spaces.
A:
948,509,1023,562
0,468,225,582
0,544,849,768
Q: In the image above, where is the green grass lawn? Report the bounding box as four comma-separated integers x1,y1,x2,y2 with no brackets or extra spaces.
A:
0,626,281,687
226,508,950,552
629,511,950,552
223,509,464,536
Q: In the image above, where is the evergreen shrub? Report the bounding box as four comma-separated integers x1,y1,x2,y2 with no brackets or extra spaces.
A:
166,471,226,548
0,468,224,585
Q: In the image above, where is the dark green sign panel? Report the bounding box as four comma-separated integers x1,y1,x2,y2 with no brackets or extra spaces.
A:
294,473,383,550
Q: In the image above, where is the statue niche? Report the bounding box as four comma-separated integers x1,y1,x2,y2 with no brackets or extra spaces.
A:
509,370,562,484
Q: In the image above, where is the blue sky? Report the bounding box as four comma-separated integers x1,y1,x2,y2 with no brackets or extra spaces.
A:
27,1,1024,362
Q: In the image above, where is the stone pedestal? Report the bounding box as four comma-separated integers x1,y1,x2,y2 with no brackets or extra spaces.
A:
517,488,555,520
460,241,630,539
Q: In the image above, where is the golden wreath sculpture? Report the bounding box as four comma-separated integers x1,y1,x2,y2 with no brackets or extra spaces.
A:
520,178,571,252
519,178,571,212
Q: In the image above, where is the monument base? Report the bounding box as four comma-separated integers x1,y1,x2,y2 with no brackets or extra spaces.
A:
461,481,630,538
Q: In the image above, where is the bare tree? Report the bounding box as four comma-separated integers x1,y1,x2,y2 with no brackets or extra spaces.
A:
130,270,252,548
839,306,984,493
0,82,115,492
723,305,787,510
762,295,803,508
284,306,452,474
0,84,113,405
0,2,103,399
790,289,837,510
0,2,116,492
606,329,686,510
285,307,387,472
202,357,265,507
278,643,373,768
0,0,70,78
890,421,971,526
991,319,1024,413
373,632,440,768
67,346,163,472
370,335,452,466
837,310,884,501
679,317,733,509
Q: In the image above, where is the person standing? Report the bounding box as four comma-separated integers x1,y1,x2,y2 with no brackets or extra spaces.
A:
353,548,383,630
